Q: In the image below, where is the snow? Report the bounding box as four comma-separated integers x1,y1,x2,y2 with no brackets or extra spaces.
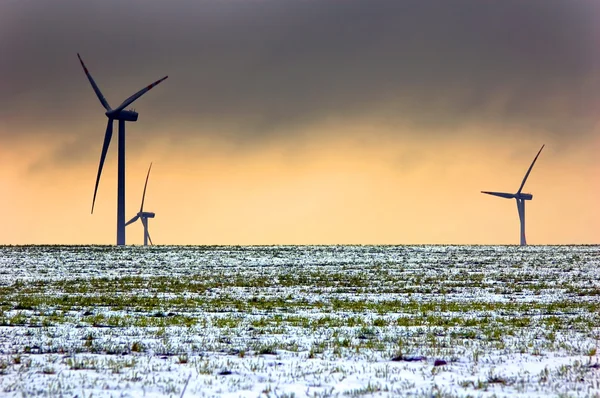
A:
0,245,598,397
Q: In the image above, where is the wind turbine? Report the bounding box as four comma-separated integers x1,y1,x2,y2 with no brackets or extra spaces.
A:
125,163,155,246
481,145,545,246
78,53,167,245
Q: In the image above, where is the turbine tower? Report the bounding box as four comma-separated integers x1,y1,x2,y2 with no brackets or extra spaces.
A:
78,53,167,245
481,145,545,246
125,163,155,246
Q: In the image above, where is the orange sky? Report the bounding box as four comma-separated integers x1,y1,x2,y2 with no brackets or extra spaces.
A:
2,0,599,245
1,120,598,245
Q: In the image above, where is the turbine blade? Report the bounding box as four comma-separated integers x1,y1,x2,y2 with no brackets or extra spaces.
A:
77,53,111,111
113,76,168,113
147,230,153,246
140,163,152,212
517,145,545,194
142,217,153,245
516,199,525,226
125,215,140,226
481,191,515,199
91,119,113,214
516,199,526,246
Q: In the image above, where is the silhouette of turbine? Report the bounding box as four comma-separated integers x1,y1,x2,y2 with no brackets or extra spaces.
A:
482,145,545,246
125,163,155,246
78,53,167,245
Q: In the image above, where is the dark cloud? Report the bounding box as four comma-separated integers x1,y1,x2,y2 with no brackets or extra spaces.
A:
2,0,599,156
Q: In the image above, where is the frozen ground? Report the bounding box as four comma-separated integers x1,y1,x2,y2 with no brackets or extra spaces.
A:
0,245,598,397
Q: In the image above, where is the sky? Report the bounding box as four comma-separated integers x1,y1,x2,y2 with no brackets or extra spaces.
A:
1,0,599,245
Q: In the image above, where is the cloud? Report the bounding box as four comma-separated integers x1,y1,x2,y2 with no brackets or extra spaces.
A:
1,0,599,158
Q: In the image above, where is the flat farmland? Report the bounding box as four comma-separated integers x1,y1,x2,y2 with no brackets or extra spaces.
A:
0,245,598,397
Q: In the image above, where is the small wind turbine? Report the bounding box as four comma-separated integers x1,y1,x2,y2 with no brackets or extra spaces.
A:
125,163,156,246
78,53,167,245
482,145,545,246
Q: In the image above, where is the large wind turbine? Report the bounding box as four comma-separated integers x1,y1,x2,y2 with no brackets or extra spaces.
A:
78,53,167,245
481,145,545,246
125,163,155,246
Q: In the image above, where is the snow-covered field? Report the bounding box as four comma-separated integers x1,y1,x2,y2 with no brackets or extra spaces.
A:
0,245,598,397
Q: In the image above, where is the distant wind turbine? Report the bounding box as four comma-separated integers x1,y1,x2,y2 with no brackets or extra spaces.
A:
481,145,545,246
78,53,167,245
125,163,155,246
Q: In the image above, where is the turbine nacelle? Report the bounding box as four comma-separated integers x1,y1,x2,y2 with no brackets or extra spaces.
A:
106,109,138,122
139,211,156,219
515,193,533,201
